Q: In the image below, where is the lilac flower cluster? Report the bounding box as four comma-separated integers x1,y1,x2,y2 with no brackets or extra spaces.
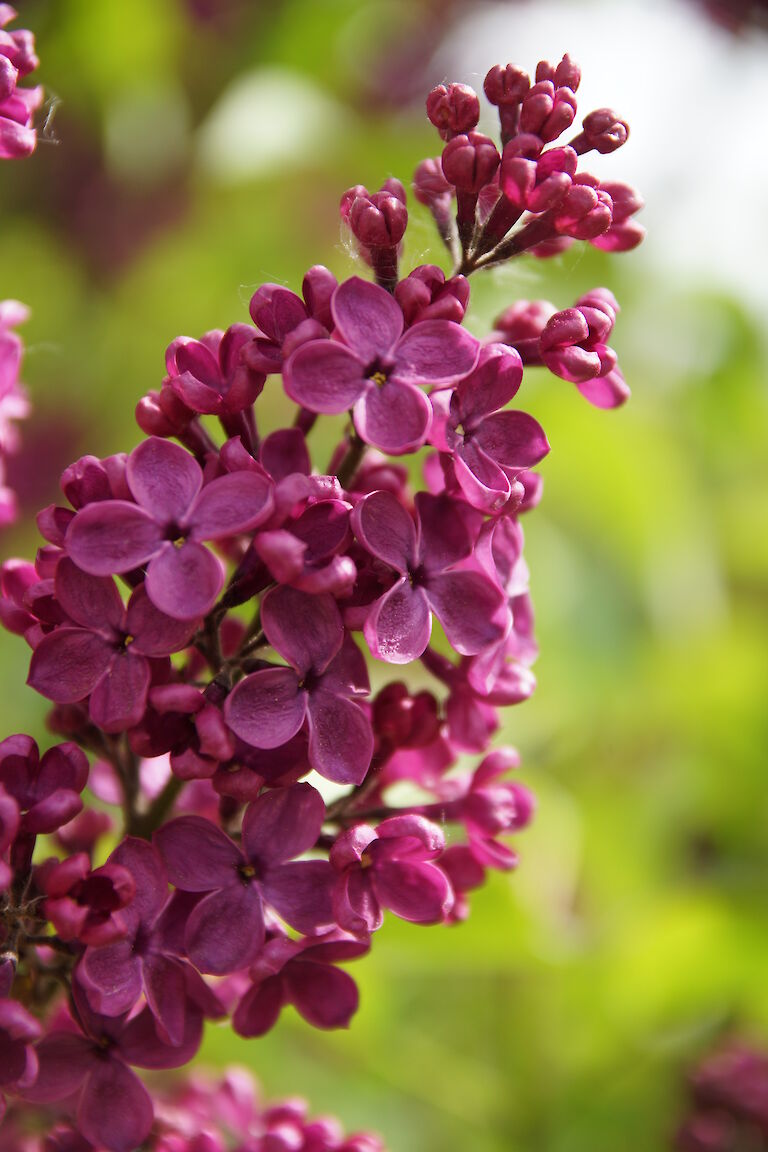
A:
676,1043,768,1151
2,1065,386,1151
0,45,642,1152
0,300,31,526
0,5,41,160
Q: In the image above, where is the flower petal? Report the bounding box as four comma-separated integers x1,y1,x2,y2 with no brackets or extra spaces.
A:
364,577,431,664
110,837,169,927
283,339,365,413
79,941,142,1018
125,586,198,655
188,471,274,540
263,859,334,933
78,1059,153,1152
145,540,224,620
351,489,415,571
426,571,506,655
474,410,550,470
126,437,201,523
354,378,432,455
66,501,162,576
394,319,479,384
185,885,264,975
285,960,359,1030
262,584,344,675
28,628,113,703
331,276,403,360
154,815,241,891
373,859,452,923
89,650,150,733
224,666,307,750
306,691,373,785
233,976,284,1038
242,782,325,866
55,557,124,632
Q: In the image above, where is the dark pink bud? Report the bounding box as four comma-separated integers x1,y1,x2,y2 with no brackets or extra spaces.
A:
483,63,530,106
302,265,338,329
426,82,480,141
412,157,453,206
535,53,581,92
349,192,408,247
576,108,629,154
520,81,577,143
380,176,407,204
441,132,500,193
339,184,368,223
554,179,613,239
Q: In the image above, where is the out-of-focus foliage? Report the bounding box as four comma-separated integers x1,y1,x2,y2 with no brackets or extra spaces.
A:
1,1,766,1149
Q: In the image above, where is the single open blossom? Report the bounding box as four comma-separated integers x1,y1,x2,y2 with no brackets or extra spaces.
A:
65,436,274,619
28,559,198,732
166,325,265,416
155,784,334,975
540,289,630,408
233,930,369,1037
225,585,374,785
352,489,507,663
78,838,221,1044
37,853,135,946
430,343,549,511
331,815,453,933
0,735,88,838
283,277,479,454
23,987,203,1152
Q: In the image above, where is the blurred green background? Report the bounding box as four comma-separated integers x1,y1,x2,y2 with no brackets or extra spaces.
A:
2,1,767,1149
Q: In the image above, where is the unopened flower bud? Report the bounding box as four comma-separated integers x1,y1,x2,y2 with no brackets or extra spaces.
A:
349,192,408,248
426,82,480,141
441,132,499,193
413,157,453,206
483,64,530,106
535,53,581,92
572,107,629,155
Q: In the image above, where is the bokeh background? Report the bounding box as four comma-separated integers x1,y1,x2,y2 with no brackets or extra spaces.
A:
2,1,767,1149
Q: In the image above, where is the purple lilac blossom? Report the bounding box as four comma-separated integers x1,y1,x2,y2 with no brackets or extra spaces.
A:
283,276,479,454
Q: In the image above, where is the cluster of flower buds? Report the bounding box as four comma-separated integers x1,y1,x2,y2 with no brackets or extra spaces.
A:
0,5,41,159
415,52,644,274
676,1043,768,1151
493,288,630,408
0,46,642,1152
0,300,31,525
2,1066,386,1151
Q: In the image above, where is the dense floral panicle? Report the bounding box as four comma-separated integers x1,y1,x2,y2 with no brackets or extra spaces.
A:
0,47,640,1149
676,1044,768,1151
0,10,41,160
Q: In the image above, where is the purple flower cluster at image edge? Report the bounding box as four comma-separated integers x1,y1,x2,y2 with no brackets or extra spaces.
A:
0,41,645,1152
0,5,42,159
